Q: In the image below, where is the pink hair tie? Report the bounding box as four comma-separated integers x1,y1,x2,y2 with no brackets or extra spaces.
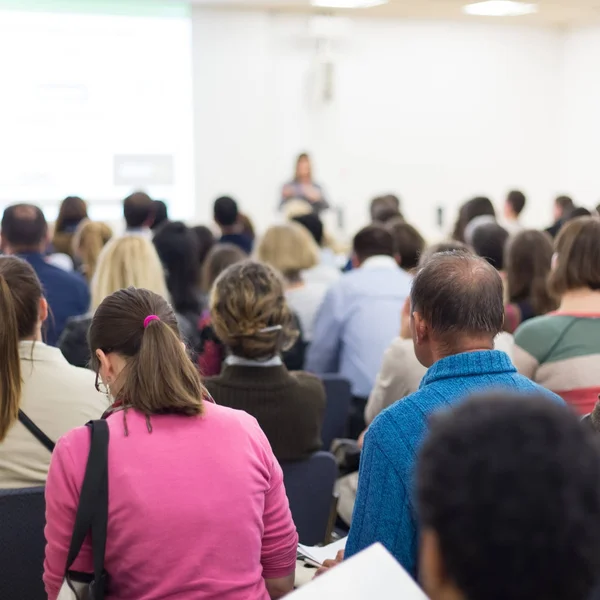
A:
143,315,160,329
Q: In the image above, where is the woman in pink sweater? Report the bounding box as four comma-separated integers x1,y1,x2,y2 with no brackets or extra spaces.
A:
43,287,298,600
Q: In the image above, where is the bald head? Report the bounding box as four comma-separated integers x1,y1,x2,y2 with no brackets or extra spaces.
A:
1,203,48,253
411,252,504,338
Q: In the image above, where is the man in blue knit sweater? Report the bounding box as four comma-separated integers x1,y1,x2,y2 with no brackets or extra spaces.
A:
344,252,563,577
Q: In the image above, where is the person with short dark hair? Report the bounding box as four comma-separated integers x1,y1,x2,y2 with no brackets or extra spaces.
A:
502,190,526,235
213,196,253,254
417,392,600,600
344,252,561,576
386,218,426,272
471,222,509,271
306,224,411,437
1,204,89,346
123,191,154,233
370,194,402,223
546,195,575,238
566,206,592,220
514,217,600,414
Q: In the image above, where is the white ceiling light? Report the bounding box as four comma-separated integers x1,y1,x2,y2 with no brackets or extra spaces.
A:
311,0,388,8
463,1,538,16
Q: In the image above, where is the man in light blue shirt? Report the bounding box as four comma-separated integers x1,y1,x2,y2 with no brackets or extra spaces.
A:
306,224,412,436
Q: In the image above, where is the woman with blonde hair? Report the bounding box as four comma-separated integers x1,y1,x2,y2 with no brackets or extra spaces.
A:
204,261,325,462
72,219,113,282
44,287,298,599
59,235,192,368
256,222,328,341
0,256,105,488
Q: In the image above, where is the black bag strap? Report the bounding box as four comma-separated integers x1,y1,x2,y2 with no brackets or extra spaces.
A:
65,419,109,600
18,410,55,453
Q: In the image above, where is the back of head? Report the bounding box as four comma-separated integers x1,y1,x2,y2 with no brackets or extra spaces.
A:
417,393,600,600
567,206,592,221
210,261,298,360
91,235,168,311
213,196,239,227
201,243,247,293
471,222,509,271
153,221,200,315
150,200,169,231
89,287,205,416
370,194,401,222
0,257,43,440
73,220,113,282
352,224,396,264
1,204,48,253
256,223,319,281
505,230,556,315
411,252,504,341
556,195,575,218
386,218,426,271
292,212,324,246
506,190,526,216
55,196,88,233
550,217,600,297
453,197,496,243
192,225,216,272
123,191,153,229
419,240,470,267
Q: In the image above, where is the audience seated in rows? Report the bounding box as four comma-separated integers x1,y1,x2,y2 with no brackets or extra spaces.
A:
307,224,412,437
452,196,496,244
514,217,600,414
344,252,561,576
71,220,113,282
417,393,600,600
123,191,155,236
385,217,426,272
213,196,253,255
501,189,526,236
59,235,179,368
0,256,105,488
503,229,556,333
44,287,298,599
545,194,574,238
1,204,89,346
203,261,325,462
257,222,329,342
51,195,88,260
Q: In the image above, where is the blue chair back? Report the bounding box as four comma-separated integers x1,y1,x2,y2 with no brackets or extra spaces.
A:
282,451,338,546
320,375,352,451
0,486,47,600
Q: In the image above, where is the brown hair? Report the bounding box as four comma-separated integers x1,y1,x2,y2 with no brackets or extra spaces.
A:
201,243,247,293
386,218,426,271
549,217,600,297
55,196,88,233
73,220,113,282
0,257,43,441
89,287,205,417
505,230,557,315
210,261,298,359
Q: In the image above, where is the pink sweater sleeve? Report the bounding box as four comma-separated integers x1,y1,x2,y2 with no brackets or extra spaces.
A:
260,452,299,579
44,429,93,600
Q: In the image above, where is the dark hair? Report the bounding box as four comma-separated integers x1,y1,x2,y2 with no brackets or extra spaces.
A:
123,191,154,229
55,196,88,233
452,197,496,242
471,222,509,271
549,217,600,296
411,252,503,339
505,230,556,316
419,240,471,267
152,221,201,316
292,213,324,246
506,190,526,216
192,225,216,272
556,195,575,214
89,287,205,416
211,261,298,359
370,194,401,222
1,204,48,250
567,206,592,220
353,225,396,263
417,392,600,600
150,200,169,231
386,218,426,271
213,196,239,227
0,257,43,441
202,243,247,292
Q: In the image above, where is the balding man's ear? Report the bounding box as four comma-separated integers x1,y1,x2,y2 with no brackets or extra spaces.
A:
413,311,428,344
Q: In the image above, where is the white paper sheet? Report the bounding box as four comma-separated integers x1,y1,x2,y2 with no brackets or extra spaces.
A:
297,537,348,565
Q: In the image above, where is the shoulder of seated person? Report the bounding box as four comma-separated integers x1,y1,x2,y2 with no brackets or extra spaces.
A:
290,371,326,391
514,313,571,345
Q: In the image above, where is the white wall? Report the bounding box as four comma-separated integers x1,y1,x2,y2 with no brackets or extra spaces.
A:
191,10,565,238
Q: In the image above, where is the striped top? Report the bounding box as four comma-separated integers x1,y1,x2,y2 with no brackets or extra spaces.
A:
513,312,600,414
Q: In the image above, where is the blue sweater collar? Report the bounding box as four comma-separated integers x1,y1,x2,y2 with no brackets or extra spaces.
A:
420,350,515,388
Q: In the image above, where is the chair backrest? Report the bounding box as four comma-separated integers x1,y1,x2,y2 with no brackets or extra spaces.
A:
320,375,352,451
282,451,338,546
0,486,47,600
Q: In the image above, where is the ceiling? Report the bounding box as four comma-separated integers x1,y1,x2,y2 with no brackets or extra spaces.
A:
185,0,600,26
